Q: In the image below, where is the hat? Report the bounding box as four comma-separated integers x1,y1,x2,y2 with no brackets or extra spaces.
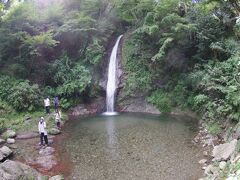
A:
40,117,44,120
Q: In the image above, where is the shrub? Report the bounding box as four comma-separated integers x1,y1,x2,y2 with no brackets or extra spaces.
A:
148,90,172,113
8,80,42,111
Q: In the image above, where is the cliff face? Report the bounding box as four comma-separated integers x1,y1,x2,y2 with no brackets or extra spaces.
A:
116,34,160,114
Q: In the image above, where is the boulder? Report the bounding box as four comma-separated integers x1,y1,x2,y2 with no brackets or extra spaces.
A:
204,164,219,176
49,175,64,180
2,130,16,139
0,160,45,180
48,128,61,135
212,139,238,161
0,146,13,162
16,132,39,139
6,138,15,144
0,139,5,145
219,161,227,170
39,147,55,156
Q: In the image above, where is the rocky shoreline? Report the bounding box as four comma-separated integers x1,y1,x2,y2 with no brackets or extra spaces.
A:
0,117,65,180
195,120,240,180
2,104,237,180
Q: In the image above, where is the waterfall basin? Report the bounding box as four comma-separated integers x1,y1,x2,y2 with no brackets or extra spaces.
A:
58,113,203,180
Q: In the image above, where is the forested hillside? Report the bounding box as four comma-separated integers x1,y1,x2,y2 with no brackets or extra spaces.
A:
0,0,240,132
118,0,240,134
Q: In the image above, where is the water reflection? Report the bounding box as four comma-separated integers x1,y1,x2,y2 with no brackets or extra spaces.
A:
106,117,119,159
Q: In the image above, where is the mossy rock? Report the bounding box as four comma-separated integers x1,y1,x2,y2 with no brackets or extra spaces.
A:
48,128,61,135
2,130,16,139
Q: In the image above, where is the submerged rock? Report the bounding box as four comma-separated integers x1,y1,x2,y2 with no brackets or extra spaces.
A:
212,139,237,161
0,160,45,180
3,130,16,139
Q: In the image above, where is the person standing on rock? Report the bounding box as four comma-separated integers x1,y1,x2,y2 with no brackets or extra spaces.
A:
44,97,50,114
38,117,48,146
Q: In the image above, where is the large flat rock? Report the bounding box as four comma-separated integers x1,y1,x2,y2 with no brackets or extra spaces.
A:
212,139,238,161
16,132,39,139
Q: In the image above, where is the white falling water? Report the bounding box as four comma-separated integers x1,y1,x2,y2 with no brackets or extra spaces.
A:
106,35,123,113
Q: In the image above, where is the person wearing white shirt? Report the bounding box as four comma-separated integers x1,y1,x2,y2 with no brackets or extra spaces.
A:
44,97,50,114
38,117,48,146
55,110,61,128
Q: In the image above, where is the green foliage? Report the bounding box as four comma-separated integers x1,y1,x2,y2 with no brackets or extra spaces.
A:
0,118,7,133
148,90,172,113
207,122,222,135
8,80,42,111
51,55,91,97
85,39,104,65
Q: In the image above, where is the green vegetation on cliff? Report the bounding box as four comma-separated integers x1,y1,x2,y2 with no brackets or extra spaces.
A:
120,0,240,126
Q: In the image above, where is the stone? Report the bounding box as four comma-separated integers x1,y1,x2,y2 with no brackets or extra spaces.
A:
0,146,13,162
199,159,207,164
48,128,61,135
204,165,219,176
2,130,16,139
0,160,45,180
0,139,5,145
16,132,38,139
49,175,64,180
212,139,238,161
219,161,227,170
39,147,55,156
6,138,15,144
203,151,208,156
35,155,57,170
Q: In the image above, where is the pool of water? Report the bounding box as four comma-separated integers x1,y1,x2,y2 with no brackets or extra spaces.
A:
59,113,203,180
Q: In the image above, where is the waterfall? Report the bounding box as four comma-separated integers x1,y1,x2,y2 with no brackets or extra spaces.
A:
105,35,123,114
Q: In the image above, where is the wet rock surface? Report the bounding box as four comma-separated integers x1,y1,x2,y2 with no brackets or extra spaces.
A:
70,98,104,116
118,97,161,114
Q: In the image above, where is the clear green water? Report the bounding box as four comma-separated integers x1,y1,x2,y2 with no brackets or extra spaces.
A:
61,113,203,180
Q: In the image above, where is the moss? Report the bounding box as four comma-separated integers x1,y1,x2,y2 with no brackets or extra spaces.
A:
207,123,222,135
